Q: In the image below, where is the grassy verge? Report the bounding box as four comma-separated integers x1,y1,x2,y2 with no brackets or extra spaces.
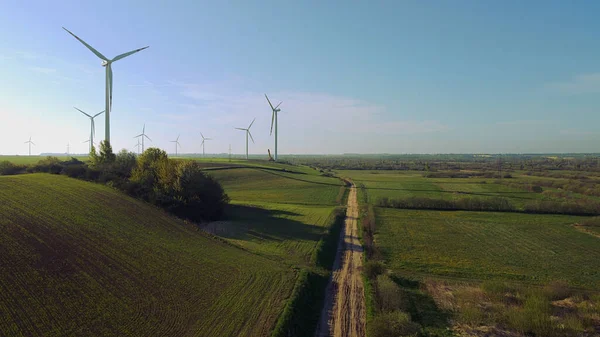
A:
312,207,346,269
271,269,328,337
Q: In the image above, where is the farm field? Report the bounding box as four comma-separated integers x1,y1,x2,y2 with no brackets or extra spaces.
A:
0,155,88,165
207,167,345,266
0,174,295,336
339,169,598,208
374,208,600,288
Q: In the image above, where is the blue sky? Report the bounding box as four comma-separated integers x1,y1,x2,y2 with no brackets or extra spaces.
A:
1,0,599,155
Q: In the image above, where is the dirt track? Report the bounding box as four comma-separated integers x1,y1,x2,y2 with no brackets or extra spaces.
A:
315,183,366,337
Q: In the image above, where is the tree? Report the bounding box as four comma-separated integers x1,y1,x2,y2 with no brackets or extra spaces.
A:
89,145,99,166
98,141,116,164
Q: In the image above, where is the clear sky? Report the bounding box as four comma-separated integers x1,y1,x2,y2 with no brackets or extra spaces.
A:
1,0,599,155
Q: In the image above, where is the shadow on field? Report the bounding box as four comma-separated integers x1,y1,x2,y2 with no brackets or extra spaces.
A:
260,169,342,187
215,204,325,243
389,275,454,334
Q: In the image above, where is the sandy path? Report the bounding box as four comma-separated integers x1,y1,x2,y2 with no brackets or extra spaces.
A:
315,183,366,337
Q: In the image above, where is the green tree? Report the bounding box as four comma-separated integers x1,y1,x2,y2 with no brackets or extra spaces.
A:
98,141,116,164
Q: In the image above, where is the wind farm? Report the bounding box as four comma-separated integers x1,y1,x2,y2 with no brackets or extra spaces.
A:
235,118,255,160
2,4,600,337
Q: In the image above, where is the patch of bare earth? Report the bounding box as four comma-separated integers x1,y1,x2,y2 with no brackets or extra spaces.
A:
573,223,600,239
315,184,366,337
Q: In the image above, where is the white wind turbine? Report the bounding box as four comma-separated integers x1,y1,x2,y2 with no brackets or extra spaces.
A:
63,27,148,145
24,137,35,156
170,135,181,156
75,107,104,153
134,124,151,153
200,133,212,157
134,137,141,154
265,94,282,161
235,118,255,160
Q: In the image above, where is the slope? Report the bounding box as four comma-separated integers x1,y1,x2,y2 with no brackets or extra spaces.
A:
0,174,295,337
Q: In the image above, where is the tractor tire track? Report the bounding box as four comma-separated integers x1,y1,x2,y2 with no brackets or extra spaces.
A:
315,183,366,337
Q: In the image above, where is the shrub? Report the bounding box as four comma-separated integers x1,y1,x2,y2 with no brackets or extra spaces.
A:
0,161,24,175
376,275,406,312
364,261,385,280
369,311,420,337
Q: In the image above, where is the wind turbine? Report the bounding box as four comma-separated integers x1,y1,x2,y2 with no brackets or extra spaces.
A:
134,138,141,154
200,133,212,157
235,118,255,160
170,135,181,156
265,94,282,161
24,137,35,156
63,27,149,145
75,107,104,153
134,124,151,153
66,142,70,155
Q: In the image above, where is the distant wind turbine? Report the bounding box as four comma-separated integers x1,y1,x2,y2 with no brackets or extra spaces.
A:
235,118,255,160
200,133,212,157
24,137,35,156
265,94,282,161
66,142,70,155
134,137,141,154
63,27,149,145
170,135,181,156
134,124,151,153
75,107,104,153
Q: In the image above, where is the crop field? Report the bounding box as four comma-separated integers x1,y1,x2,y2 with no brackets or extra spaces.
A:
0,155,88,165
0,174,295,336
209,168,342,206
206,167,345,266
339,170,593,208
374,208,600,288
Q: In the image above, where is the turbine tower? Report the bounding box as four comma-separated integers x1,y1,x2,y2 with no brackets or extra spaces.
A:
63,27,149,145
75,107,104,153
24,137,35,156
170,135,181,156
200,133,212,157
133,138,141,154
134,124,151,153
265,94,282,161
66,142,70,155
235,118,255,160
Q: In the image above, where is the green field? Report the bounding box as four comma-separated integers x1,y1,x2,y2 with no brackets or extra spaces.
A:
340,170,590,208
0,155,88,165
374,208,600,288
0,174,295,336
206,167,344,267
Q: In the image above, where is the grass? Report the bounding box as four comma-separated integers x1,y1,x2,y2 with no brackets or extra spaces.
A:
209,168,342,206
0,155,88,165
340,169,585,209
374,208,600,288
0,174,296,336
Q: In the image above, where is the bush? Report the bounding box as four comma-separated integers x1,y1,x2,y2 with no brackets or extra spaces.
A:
130,148,229,221
30,156,62,174
0,161,24,175
369,311,420,337
364,261,385,280
376,275,406,312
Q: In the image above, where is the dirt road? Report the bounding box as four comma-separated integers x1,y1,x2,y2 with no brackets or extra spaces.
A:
315,183,366,337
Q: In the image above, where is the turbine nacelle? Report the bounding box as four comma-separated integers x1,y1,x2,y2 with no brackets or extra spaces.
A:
101,60,109,67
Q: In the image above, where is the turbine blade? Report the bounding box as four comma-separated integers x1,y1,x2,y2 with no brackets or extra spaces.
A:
200,132,204,139
31,142,35,146
275,101,282,109
248,118,255,129
62,27,108,61
143,124,145,133
74,107,92,118
270,111,275,135
145,135,152,141
176,134,180,141
201,140,205,146
93,110,105,118
134,134,143,138
265,94,274,110
248,131,255,144
112,46,149,62
235,128,246,131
